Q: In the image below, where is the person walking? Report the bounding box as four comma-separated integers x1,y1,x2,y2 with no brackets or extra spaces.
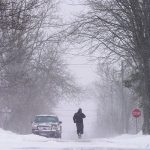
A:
73,108,86,138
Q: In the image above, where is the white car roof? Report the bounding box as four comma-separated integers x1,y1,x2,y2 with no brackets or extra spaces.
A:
35,114,58,117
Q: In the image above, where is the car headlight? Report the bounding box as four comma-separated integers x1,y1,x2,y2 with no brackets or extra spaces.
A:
32,124,38,129
52,125,58,130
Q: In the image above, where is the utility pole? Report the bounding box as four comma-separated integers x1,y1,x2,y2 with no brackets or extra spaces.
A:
110,80,114,135
121,61,128,133
0,106,11,129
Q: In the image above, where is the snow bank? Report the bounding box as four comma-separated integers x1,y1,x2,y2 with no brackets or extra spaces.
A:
0,128,150,149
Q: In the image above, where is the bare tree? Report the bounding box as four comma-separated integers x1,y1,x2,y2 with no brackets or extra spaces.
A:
67,0,150,134
0,0,79,133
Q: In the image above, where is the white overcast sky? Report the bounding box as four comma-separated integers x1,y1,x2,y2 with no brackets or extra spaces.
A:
54,1,99,139
59,0,98,86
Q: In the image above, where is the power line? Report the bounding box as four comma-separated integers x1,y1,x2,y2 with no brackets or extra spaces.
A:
59,51,101,59
57,52,100,66
62,63,97,66
54,108,97,111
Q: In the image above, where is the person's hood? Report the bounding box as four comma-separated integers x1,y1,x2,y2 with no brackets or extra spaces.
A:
77,108,82,113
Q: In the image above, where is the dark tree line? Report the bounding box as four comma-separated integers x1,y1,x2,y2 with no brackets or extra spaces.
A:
66,0,150,134
0,0,78,133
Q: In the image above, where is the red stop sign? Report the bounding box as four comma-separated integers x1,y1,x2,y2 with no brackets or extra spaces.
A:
132,108,141,118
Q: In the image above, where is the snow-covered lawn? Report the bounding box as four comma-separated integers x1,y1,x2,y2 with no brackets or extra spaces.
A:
0,129,150,150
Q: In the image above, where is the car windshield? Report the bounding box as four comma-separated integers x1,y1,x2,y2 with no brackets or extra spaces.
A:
34,116,59,123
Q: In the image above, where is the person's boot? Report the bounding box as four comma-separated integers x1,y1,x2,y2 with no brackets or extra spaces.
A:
78,133,81,139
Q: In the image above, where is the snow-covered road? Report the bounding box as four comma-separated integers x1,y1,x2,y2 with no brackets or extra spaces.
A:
0,129,150,150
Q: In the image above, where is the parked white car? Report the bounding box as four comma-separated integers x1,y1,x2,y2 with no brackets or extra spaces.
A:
32,115,62,138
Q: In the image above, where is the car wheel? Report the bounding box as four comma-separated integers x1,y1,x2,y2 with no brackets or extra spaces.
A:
55,133,61,138
58,134,61,138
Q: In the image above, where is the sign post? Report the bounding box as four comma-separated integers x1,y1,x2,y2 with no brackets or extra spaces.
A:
132,108,141,133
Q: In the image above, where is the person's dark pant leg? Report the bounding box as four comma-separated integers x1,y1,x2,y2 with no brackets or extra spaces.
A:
76,123,84,134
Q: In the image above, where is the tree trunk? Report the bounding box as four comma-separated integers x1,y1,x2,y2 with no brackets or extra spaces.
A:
142,58,150,134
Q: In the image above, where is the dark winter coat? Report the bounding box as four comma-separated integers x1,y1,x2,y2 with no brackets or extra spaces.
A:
73,109,86,134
